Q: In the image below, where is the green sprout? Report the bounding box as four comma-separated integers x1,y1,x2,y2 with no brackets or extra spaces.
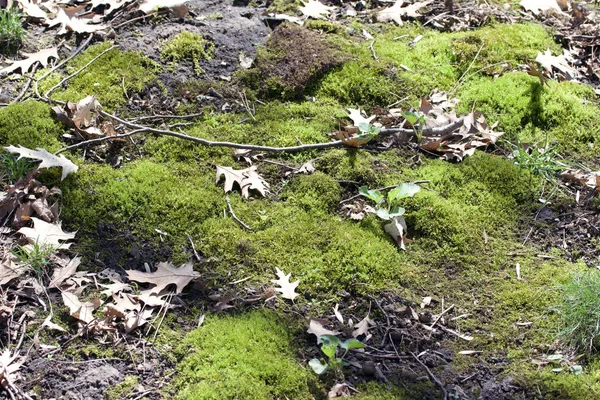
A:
0,7,23,54
359,182,421,221
402,111,427,142
11,241,56,277
308,335,365,375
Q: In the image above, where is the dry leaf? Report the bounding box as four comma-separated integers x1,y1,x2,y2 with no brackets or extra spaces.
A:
49,8,108,35
99,282,131,297
4,145,78,181
17,217,76,249
48,256,81,288
299,0,335,19
126,261,199,295
41,314,66,332
328,383,351,398
0,47,58,76
420,296,432,309
384,216,408,250
52,95,103,137
216,165,269,199
377,0,433,25
62,292,101,324
0,258,27,285
346,108,376,126
352,315,374,338
0,349,23,389
271,267,300,300
535,49,577,80
138,0,189,13
333,303,343,324
520,0,561,15
307,318,340,343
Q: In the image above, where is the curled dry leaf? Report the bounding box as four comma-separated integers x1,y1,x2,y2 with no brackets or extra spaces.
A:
4,145,79,181
48,256,81,289
377,0,434,25
216,165,269,199
307,318,340,343
352,315,374,338
62,292,101,324
52,95,105,138
0,349,23,391
384,216,408,250
126,261,199,295
0,175,61,227
0,258,27,286
271,267,300,300
17,217,76,249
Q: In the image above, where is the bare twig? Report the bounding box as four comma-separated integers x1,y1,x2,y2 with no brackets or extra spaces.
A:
13,63,38,103
428,304,454,330
226,196,252,230
368,40,378,60
44,45,118,98
53,110,464,155
187,234,202,262
367,295,391,348
410,351,448,400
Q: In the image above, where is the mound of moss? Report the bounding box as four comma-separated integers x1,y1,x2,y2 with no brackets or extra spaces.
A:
173,310,318,400
0,101,63,150
161,31,215,76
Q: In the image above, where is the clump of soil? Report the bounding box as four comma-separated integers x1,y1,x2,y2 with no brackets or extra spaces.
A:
241,22,349,99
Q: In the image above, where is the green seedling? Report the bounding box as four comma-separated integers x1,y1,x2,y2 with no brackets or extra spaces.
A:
0,152,35,184
359,182,421,221
309,335,365,375
357,122,381,144
507,139,567,183
402,111,427,142
0,7,23,54
11,241,56,277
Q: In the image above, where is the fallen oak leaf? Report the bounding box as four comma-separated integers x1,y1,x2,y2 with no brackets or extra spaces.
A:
126,261,199,295
62,292,101,324
346,108,376,127
17,217,76,249
352,314,374,338
307,318,340,344
138,0,189,13
4,145,78,181
271,267,300,300
216,165,269,199
377,0,433,25
299,0,336,19
0,258,27,286
0,47,59,76
48,256,81,289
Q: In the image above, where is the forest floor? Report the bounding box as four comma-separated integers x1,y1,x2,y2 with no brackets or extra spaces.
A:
2,0,600,399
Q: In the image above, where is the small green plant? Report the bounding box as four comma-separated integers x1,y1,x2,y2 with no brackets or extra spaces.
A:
0,7,23,54
357,122,381,143
0,152,35,184
556,270,600,353
309,335,365,375
402,111,427,142
11,241,56,277
507,139,566,183
161,31,214,76
359,182,421,221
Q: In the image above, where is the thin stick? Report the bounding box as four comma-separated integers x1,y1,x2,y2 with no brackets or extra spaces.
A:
226,196,252,230
410,351,448,400
45,45,118,98
55,110,463,155
369,40,378,60
13,63,38,103
367,295,391,348
429,304,454,330
55,129,146,154
451,43,485,94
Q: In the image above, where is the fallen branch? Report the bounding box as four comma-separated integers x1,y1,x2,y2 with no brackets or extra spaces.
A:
54,110,465,155
410,351,448,400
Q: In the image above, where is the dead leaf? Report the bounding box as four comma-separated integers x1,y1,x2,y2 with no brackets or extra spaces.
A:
0,258,27,285
49,8,108,35
299,0,335,19
333,303,343,324
346,108,376,126
307,318,340,343
0,47,59,76
384,216,408,250
48,256,81,288
535,49,577,80
377,0,433,25
352,315,374,338
520,0,561,15
126,261,199,295
138,0,189,13
420,296,432,309
41,314,66,332
328,383,351,398
52,95,103,137
271,267,300,300
62,292,101,324
4,145,78,181
0,349,23,390
17,217,76,249
99,282,131,297
216,165,269,199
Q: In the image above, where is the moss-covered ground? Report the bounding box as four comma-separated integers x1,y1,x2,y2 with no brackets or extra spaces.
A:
3,4,600,399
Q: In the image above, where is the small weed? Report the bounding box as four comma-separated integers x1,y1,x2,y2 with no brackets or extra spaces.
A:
507,139,566,183
11,241,56,277
556,270,600,353
0,152,35,184
359,182,421,221
309,335,364,376
402,111,427,142
0,7,23,54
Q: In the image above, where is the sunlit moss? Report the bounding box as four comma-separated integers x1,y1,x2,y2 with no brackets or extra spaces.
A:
161,31,214,76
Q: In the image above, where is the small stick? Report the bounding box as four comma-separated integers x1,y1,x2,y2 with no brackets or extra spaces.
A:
410,351,448,400
226,196,252,230
13,63,38,103
429,304,454,330
187,234,202,262
369,40,378,60
45,45,118,98
367,295,391,348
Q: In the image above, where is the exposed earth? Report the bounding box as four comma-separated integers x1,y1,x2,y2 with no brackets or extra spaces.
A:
1,0,600,399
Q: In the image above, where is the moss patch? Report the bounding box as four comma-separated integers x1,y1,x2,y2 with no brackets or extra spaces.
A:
0,101,63,150
172,310,318,400
240,22,349,99
161,31,215,76
40,42,160,111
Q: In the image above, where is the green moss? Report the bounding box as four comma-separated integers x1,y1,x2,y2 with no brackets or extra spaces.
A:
104,376,138,400
173,310,317,400
281,172,342,212
457,73,600,160
0,101,63,150
42,42,160,111
161,31,214,76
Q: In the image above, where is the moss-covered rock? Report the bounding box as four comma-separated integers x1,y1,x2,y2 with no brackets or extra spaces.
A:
172,310,318,399
240,23,349,99
0,101,63,150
